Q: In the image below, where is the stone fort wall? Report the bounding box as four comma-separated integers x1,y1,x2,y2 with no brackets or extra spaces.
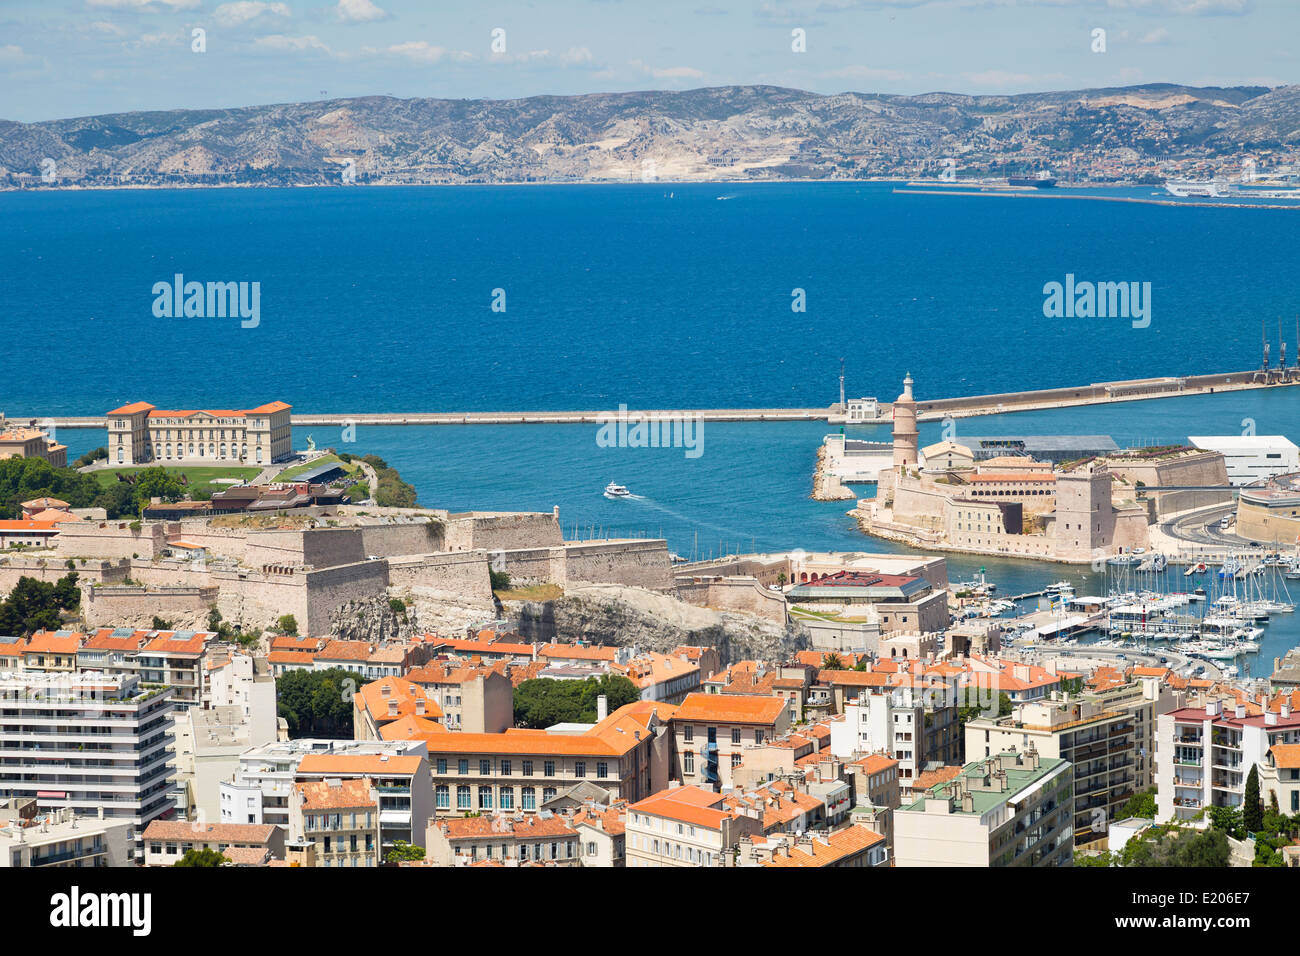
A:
444,512,563,553
675,577,788,624
80,584,219,628
564,540,673,590
387,550,492,603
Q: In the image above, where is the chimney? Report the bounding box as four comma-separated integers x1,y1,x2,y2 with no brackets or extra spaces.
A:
1206,700,1219,717
597,695,608,722
1235,703,1246,719
1283,700,1292,719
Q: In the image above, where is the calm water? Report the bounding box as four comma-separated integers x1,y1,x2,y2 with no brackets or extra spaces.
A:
9,182,1299,675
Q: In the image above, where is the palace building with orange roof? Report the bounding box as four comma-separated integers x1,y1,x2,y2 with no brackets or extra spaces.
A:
106,400,292,465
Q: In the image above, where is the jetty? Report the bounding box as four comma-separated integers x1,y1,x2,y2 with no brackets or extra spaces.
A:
19,368,1300,430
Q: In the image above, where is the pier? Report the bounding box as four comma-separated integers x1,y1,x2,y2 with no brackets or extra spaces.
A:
16,368,1299,429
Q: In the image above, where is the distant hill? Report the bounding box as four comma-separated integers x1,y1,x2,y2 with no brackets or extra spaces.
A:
3,83,1298,188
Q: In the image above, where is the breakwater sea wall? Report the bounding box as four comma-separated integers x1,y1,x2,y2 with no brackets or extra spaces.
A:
26,370,1299,430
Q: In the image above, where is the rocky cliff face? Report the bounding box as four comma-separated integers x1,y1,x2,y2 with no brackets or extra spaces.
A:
328,584,497,642
508,584,808,666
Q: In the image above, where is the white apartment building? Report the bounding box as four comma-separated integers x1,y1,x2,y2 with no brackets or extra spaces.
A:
625,785,762,868
829,687,953,786
0,672,175,861
1156,698,1300,823
0,802,134,868
219,738,428,830
1188,435,1300,485
895,748,1073,868
205,652,278,742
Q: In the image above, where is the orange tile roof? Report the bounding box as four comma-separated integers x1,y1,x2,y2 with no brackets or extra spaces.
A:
761,825,885,867
674,693,787,725
817,669,891,687
436,813,577,840
21,497,70,509
107,401,155,415
82,632,149,652
0,520,59,532
378,714,446,740
435,637,537,656
143,821,279,844
270,635,324,651
296,754,424,777
24,631,83,654
571,801,627,836
724,781,823,831
27,509,80,523
142,632,210,655
267,650,317,665
852,753,900,775
353,676,441,724
630,786,734,830
1271,744,1300,770
910,765,963,791
539,643,617,662
317,640,375,661
295,777,377,811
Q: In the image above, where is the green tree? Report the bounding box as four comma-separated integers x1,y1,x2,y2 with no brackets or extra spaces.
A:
822,653,844,670
174,848,227,867
0,457,105,519
513,675,641,728
1120,788,1157,819
489,569,511,591
275,614,299,636
1075,851,1115,867
384,840,425,864
276,668,364,738
0,573,80,635
130,466,186,510
90,481,136,519
1207,804,1244,840
151,616,173,631
1243,765,1263,833
74,447,108,468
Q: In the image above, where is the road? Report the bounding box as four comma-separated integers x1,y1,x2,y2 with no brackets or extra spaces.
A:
1014,642,1225,680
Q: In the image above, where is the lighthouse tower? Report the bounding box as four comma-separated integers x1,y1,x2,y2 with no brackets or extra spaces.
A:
892,373,919,469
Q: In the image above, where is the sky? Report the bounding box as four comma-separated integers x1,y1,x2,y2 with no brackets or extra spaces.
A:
0,0,1295,122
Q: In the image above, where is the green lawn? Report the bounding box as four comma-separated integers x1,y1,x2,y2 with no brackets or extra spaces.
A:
91,465,262,498
274,453,362,482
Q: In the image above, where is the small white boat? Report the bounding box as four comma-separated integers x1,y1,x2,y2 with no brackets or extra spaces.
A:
604,482,632,498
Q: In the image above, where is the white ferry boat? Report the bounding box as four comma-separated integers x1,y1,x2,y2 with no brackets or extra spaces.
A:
603,482,632,498
1164,179,1228,198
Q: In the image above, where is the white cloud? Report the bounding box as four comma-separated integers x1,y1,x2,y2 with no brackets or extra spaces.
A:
487,48,599,68
386,41,471,63
213,2,291,27
85,0,201,10
254,33,330,53
336,0,387,22
0,44,33,64
1139,27,1172,43
653,66,705,79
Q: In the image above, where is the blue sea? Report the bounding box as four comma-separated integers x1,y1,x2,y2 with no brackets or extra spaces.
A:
3,182,1298,674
